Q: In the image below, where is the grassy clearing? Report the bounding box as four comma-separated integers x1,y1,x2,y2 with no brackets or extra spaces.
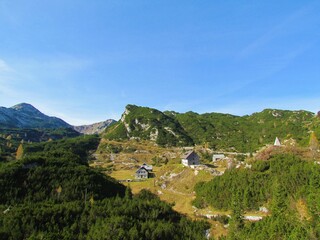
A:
125,179,156,194
107,161,227,237
93,139,230,238
158,189,195,215
108,162,215,217
109,170,134,180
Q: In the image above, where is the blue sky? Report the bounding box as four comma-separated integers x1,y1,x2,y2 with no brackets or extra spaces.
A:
1,1,320,125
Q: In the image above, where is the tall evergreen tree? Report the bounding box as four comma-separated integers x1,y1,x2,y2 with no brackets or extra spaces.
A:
271,179,288,218
125,185,133,200
228,190,244,239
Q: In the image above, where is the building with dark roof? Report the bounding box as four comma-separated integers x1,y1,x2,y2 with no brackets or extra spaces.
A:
181,150,200,166
135,166,150,179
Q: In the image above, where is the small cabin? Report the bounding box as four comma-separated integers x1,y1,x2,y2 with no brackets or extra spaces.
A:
135,166,150,179
181,150,200,166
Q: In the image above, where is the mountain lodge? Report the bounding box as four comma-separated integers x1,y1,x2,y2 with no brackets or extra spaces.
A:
181,150,200,167
135,163,153,179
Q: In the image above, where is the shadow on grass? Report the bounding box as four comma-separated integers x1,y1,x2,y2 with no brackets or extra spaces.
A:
204,163,217,168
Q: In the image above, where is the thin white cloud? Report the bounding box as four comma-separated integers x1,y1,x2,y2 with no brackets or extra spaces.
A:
0,55,93,92
238,4,312,59
256,43,314,79
13,55,92,80
0,55,95,124
0,58,18,102
214,43,316,104
0,59,12,72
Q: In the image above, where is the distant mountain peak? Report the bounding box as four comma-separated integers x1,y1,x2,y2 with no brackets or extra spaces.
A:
12,102,37,109
73,119,116,135
11,103,42,114
0,103,71,129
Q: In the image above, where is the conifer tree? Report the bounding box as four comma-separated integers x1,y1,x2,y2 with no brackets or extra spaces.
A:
125,186,133,200
228,190,244,239
271,179,287,217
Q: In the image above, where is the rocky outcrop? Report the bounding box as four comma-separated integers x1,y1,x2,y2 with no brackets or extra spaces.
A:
73,119,116,134
104,104,194,147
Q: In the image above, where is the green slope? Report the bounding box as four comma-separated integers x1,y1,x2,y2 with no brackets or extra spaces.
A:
104,105,319,152
0,135,209,239
193,153,320,239
104,104,194,147
172,111,245,151
174,108,318,152
0,127,80,161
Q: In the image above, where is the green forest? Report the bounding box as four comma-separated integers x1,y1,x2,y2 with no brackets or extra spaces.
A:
105,105,320,152
0,127,80,161
1,117,320,239
0,135,209,240
170,109,320,152
194,154,320,239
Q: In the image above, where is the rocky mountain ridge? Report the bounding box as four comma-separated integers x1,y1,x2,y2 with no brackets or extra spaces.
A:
0,103,117,135
2,103,319,152
104,104,319,151
0,103,71,129
104,104,194,146
73,119,116,134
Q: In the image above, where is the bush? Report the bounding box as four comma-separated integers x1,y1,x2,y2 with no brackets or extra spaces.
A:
251,160,270,172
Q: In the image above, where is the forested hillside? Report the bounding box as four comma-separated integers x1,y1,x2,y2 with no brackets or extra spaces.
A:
171,109,318,152
0,135,209,239
105,105,320,152
194,154,320,239
104,104,194,147
0,128,80,161
2,103,320,239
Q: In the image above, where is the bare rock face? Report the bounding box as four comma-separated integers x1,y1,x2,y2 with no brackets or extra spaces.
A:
121,108,130,122
73,119,116,135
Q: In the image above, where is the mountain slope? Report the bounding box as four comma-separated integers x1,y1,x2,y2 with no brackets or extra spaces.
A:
173,108,318,152
0,135,209,240
0,103,71,129
104,105,319,151
170,111,244,150
73,119,116,134
104,104,194,146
